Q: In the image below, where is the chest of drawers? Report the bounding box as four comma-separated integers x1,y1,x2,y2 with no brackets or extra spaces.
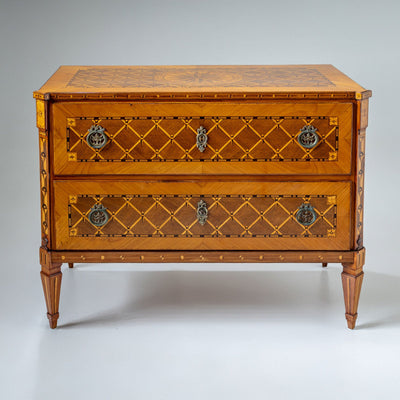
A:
34,65,371,329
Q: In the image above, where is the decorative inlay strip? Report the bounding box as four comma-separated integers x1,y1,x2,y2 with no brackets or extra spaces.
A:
355,132,366,249
37,91,359,101
37,98,50,248
51,249,358,264
39,133,50,248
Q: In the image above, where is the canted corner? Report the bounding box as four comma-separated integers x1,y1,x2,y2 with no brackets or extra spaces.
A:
355,90,372,100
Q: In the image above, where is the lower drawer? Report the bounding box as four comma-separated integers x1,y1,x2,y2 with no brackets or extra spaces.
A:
53,180,352,250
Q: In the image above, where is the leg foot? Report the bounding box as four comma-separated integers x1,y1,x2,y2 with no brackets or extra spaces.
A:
40,247,62,329
341,248,365,329
322,262,328,268
345,312,358,330
47,312,60,329
68,263,74,269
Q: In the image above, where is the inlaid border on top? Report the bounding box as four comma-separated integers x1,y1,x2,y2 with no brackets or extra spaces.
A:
34,91,370,101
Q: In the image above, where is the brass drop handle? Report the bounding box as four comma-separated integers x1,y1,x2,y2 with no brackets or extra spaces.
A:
196,126,208,152
86,125,108,149
295,203,316,226
197,200,208,225
88,204,109,227
298,125,319,149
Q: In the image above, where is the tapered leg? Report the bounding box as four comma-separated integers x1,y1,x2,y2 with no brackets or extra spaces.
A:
40,247,62,329
68,263,74,269
322,262,328,268
341,248,365,329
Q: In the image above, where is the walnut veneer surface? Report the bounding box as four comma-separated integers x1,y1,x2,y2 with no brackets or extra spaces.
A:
34,65,371,329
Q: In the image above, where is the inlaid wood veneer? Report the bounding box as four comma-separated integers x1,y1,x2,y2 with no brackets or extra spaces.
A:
34,65,371,329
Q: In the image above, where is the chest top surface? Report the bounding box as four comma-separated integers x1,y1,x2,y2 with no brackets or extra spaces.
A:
34,65,370,100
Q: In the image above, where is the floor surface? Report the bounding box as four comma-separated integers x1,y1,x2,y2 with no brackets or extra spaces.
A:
2,262,400,400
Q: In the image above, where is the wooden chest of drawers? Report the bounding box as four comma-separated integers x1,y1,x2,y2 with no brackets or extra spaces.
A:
34,65,371,329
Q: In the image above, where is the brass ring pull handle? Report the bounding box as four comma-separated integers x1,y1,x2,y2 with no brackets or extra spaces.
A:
196,126,208,152
295,203,316,226
298,125,319,149
86,125,108,149
88,204,109,227
197,200,208,225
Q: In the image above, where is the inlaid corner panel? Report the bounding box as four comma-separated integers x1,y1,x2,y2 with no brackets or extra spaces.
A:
52,102,353,175
53,181,351,251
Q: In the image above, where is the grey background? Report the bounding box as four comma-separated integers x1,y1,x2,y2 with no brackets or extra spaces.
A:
1,1,399,399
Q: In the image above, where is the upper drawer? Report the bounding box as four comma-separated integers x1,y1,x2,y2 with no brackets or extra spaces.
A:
51,102,353,175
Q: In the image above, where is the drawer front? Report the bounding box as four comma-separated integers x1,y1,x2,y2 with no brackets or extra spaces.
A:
53,181,352,250
52,102,353,175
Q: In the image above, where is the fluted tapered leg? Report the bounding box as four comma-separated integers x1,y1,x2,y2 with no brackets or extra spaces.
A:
341,248,365,329
40,247,62,329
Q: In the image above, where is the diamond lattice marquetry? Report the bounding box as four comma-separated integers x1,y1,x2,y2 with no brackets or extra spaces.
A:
68,194,337,238
67,116,338,162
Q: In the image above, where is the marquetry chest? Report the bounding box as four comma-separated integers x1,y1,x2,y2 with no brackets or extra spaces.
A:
34,65,371,329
